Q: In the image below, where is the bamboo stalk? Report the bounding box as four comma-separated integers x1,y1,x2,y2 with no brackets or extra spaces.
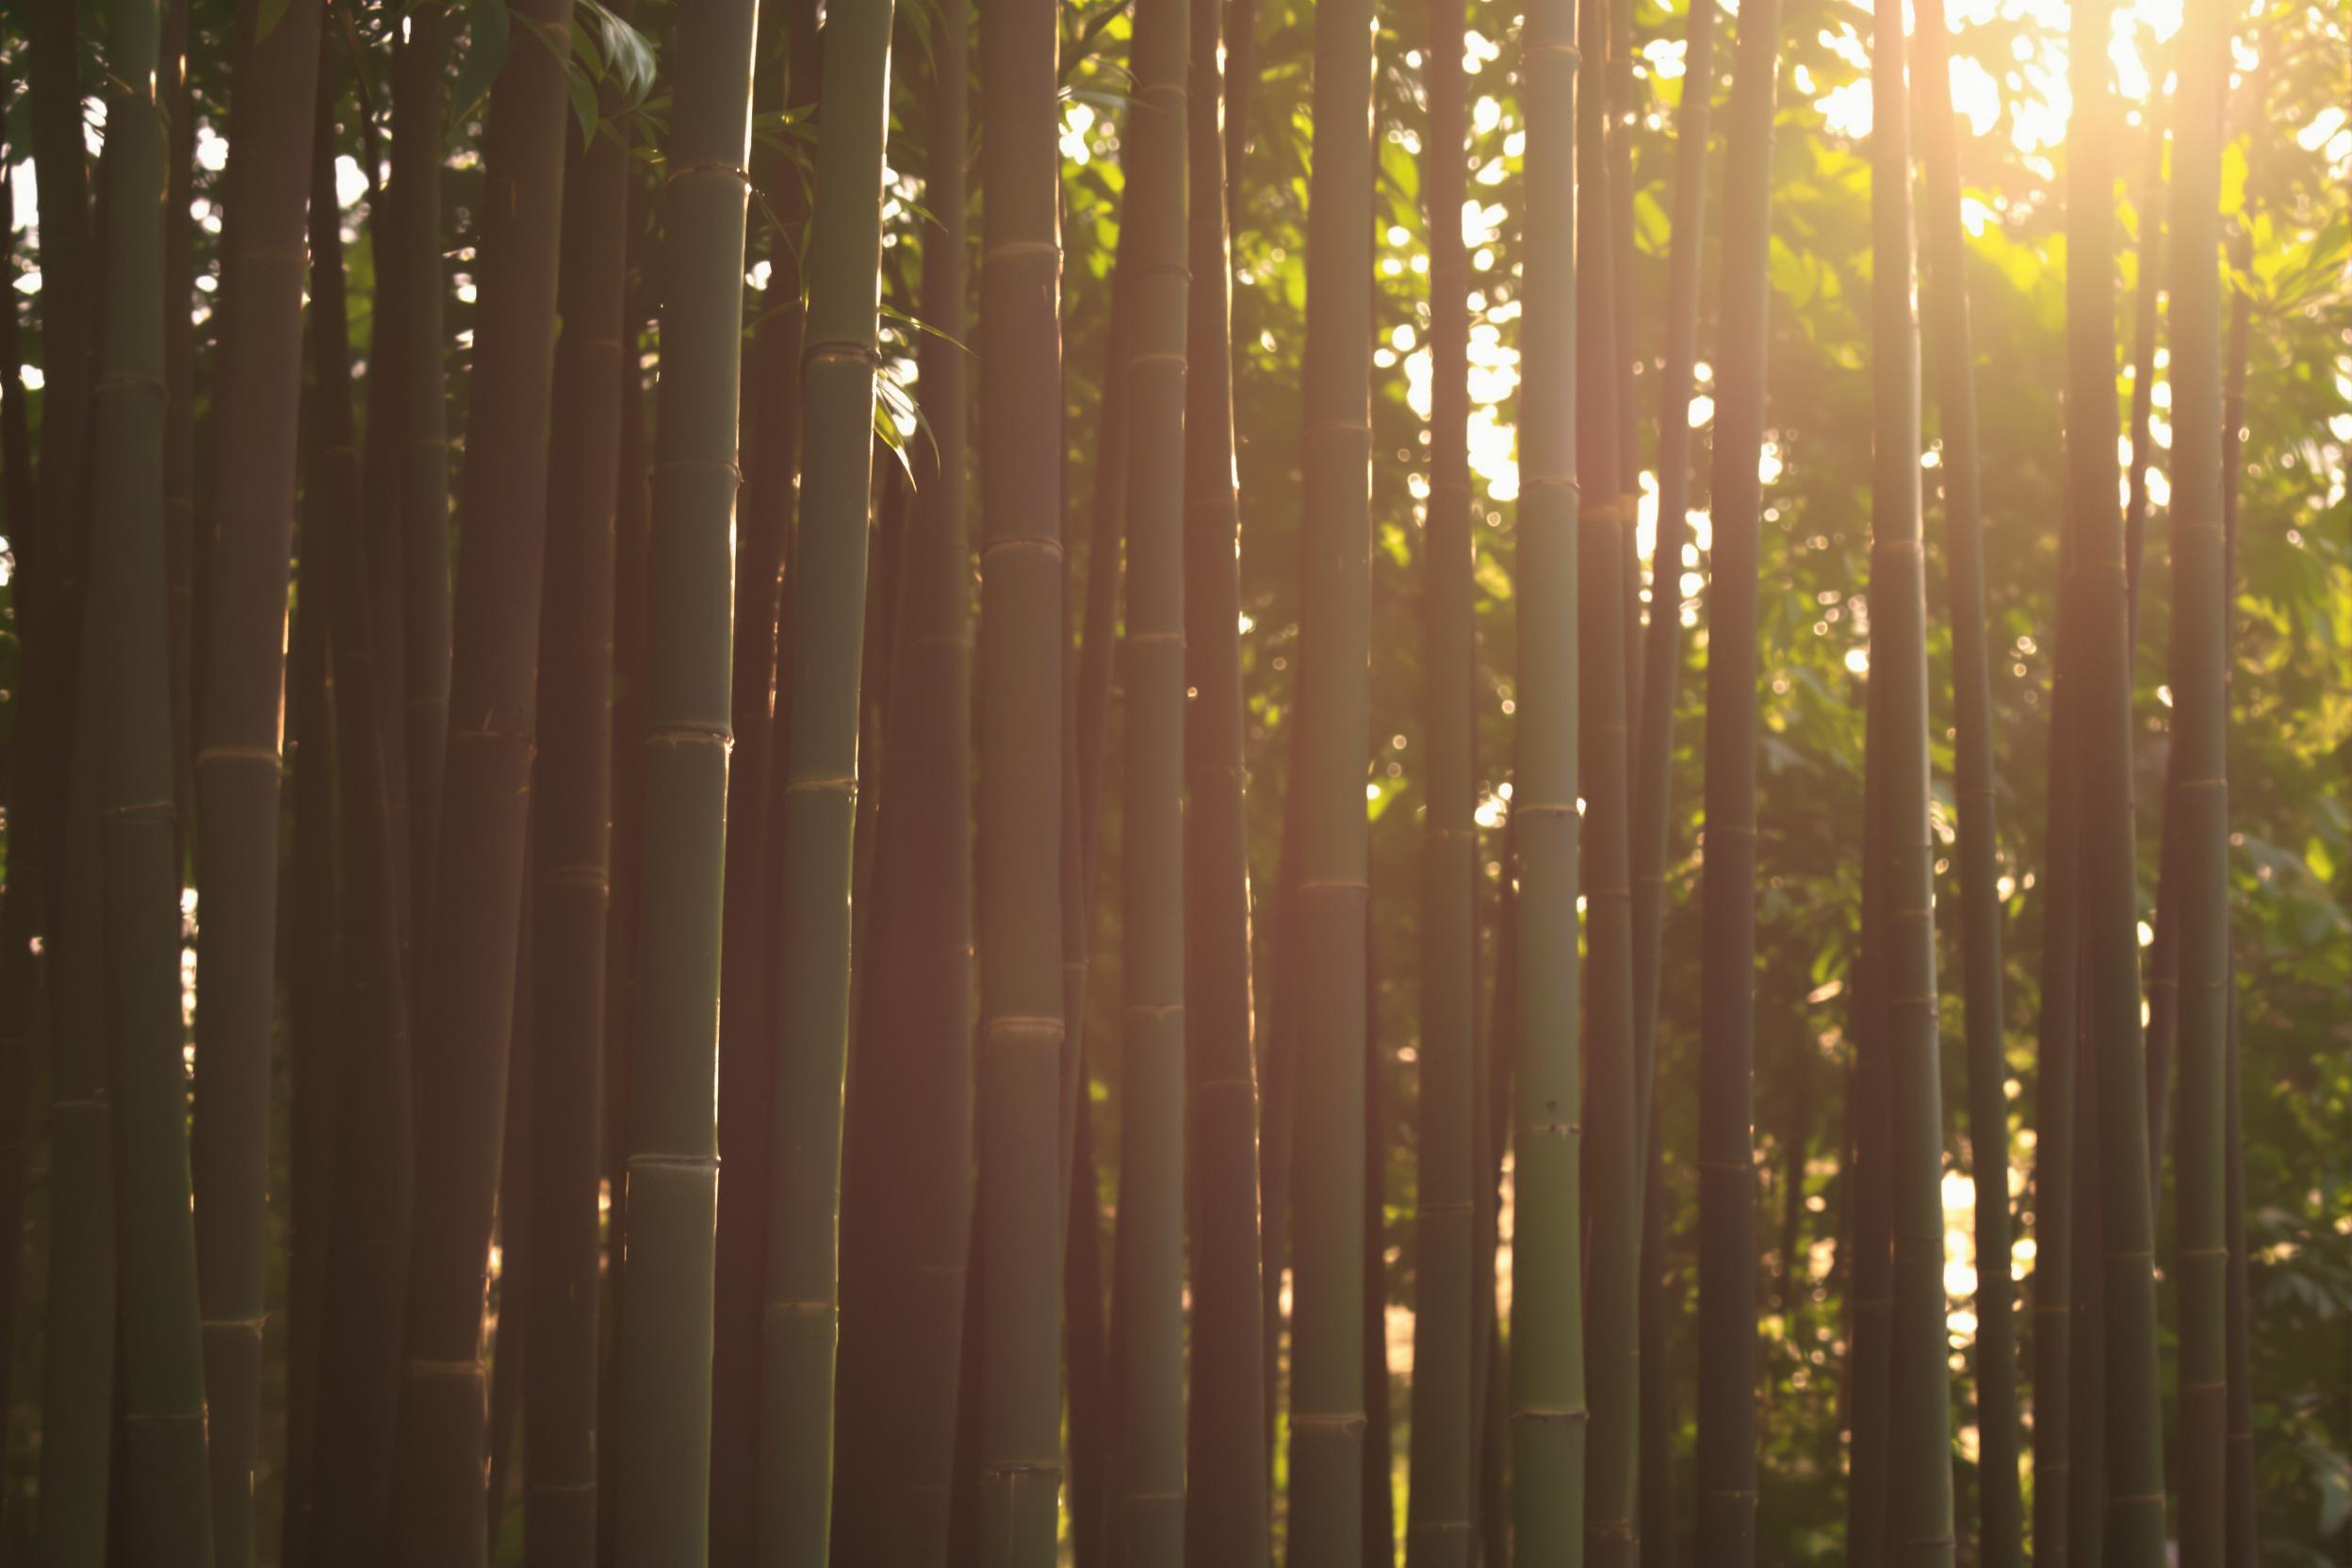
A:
188,0,327,1554
2164,0,2233,1557
613,0,760,1560
1405,0,1477,1559
303,77,420,1560
1912,0,2022,1555
90,0,213,1546
386,3,578,1559
831,4,974,1560
1696,0,1782,1557
1512,0,1587,1549
753,0,896,1558
386,1,454,953
1867,1,1959,1555
524,34,631,1562
2059,0,2166,1554
710,12,819,1547
1287,0,1380,1550
1850,657,1895,1568
1117,0,1192,1558
973,0,1066,1559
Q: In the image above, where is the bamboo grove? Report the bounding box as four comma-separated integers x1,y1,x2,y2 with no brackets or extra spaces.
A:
0,0,2347,1562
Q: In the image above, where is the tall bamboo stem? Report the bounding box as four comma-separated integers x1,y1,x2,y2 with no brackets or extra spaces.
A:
90,0,213,1546
1913,0,2022,1554
1287,0,1380,1551
973,0,1066,1560
387,3,577,1558
1697,0,1782,1557
1405,0,1477,1560
2164,0,2233,1558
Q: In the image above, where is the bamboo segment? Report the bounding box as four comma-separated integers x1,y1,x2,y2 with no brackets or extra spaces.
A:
386,1,454,952
2060,0,2167,1556
1867,0,1959,1556
614,0,758,1560
526,31,631,1564
1912,0,2023,1557
974,0,1066,1561
303,72,422,1563
386,3,577,1560
1287,0,1379,1555
1405,0,1477,1561
1512,0,1586,1551
831,3,973,1560
753,0,894,1560
188,0,326,1556
90,0,212,1550
710,9,818,1560
1119,0,1191,1560
1697,0,1782,1560
40,610,115,1568
1181,0,1271,1550
1575,0,1642,1552
2164,0,2233,1560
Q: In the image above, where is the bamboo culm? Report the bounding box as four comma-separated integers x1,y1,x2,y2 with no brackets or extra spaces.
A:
91,0,214,1549
2163,0,2234,1559
386,4,578,1560
1287,0,1380,1553
1912,0,2024,1554
2061,0,2168,1556
1867,0,1960,1554
525,28,632,1562
1511,0,1587,1545
1404,0,1477,1560
753,0,895,1558
974,0,1067,1559
1697,0,1782,1558
1117,0,1192,1559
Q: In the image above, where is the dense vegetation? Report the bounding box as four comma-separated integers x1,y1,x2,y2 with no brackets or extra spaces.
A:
0,0,2345,1563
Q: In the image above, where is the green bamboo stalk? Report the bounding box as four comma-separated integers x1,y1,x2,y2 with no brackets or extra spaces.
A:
2120,50,2170,643
1363,988,1396,1568
1631,16,1718,1561
90,0,211,1549
830,5,973,1560
488,949,532,1554
1696,0,1781,1558
2221,995,2255,1568
2066,1032,2104,1568
615,0,760,1561
1181,0,1270,1546
386,0,454,949
2059,0,2166,1554
1511,0,1586,1546
302,78,419,1563
386,2,577,1559
1850,662,1895,1568
190,1,327,1557
1404,0,1476,1559
161,0,194,855
38,600,115,1568
1118,0,1191,1559
710,10,819,1547
753,0,895,1559
525,37,630,1564
973,0,1065,1560
26,0,94,568
1866,1,1958,1555
1631,0,1716,1160
2164,0,2232,1558
1288,0,1380,1551
1912,0,2022,1555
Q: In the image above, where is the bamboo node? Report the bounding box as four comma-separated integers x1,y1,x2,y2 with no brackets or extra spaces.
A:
665,159,752,186
1289,1413,1369,1435
1129,348,1188,367
785,774,858,796
196,744,284,766
1524,42,1585,63
984,1015,1065,1049
1305,419,1372,437
763,1299,836,1322
804,338,882,370
201,1315,269,1336
979,1462,1063,1480
1122,1003,1184,1022
980,535,1067,562
629,1152,718,1173
1135,263,1194,285
1297,877,1370,895
404,1358,482,1380
1511,1405,1591,1424
122,1410,204,1427
1522,472,1578,493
